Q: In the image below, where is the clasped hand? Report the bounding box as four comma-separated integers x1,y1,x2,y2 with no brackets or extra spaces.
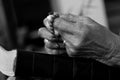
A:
38,13,120,65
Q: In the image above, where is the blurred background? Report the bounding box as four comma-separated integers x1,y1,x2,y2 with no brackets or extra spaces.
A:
0,0,52,52
0,0,120,80
105,0,120,34
0,0,119,52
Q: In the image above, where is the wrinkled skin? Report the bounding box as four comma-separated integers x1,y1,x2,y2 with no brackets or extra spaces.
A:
39,14,120,66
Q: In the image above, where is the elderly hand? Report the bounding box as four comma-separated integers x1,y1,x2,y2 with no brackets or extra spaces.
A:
39,13,120,66
53,14,120,66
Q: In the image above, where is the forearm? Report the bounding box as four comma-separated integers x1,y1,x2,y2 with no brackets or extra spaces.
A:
83,0,108,27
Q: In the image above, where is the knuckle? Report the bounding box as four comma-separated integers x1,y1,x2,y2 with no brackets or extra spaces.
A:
44,39,56,48
44,39,50,44
45,47,58,55
67,48,77,57
44,40,51,48
38,27,46,33
38,28,44,36
39,28,54,40
53,18,62,27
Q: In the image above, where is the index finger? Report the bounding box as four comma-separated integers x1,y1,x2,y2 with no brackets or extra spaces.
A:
60,13,79,22
53,17,76,34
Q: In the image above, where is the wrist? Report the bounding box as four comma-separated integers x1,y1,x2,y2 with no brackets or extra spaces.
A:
97,33,120,66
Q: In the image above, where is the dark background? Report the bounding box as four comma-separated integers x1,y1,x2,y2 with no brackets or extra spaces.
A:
11,0,120,50
2,0,120,51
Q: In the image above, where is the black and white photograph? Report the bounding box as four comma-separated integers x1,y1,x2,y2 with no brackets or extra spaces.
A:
0,0,120,80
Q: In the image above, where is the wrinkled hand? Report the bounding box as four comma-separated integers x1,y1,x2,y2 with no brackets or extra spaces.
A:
39,13,120,66
53,14,120,66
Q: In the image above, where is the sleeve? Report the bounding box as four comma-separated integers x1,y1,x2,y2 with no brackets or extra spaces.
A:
83,0,108,27
0,46,17,76
15,50,73,78
0,47,72,78
15,50,54,78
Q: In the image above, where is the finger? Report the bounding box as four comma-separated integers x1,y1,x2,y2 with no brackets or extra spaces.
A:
44,39,66,55
44,39,65,49
43,16,53,32
66,46,76,57
61,33,83,49
54,18,76,34
60,14,90,25
38,27,54,40
45,47,58,55
43,16,59,36
45,46,66,55
60,13,79,22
